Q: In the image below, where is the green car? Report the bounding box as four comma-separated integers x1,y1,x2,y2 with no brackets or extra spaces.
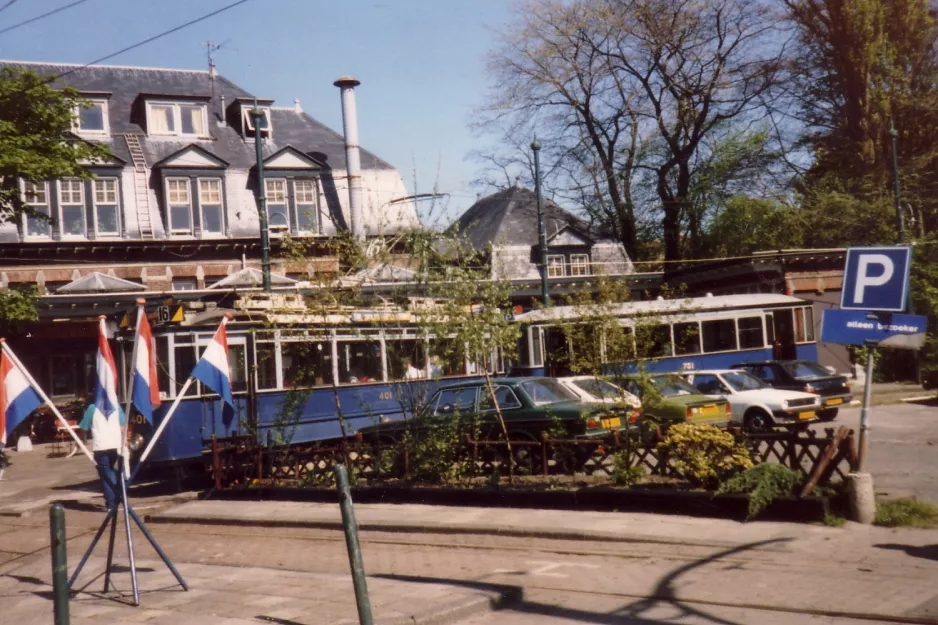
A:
359,377,629,442
620,374,731,439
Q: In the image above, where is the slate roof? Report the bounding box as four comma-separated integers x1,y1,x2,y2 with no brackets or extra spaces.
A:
0,61,395,171
446,184,600,249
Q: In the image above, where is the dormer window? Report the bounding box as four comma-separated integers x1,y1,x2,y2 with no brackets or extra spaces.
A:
147,101,207,137
74,99,108,134
242,107,271,136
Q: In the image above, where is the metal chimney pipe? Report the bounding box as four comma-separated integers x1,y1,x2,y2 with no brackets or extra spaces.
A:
334,76,364,240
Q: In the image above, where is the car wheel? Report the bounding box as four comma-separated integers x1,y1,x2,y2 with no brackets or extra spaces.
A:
818,408,839,422
743,410,773,434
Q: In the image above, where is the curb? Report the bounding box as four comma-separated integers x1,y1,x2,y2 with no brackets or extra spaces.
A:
381,585,523,625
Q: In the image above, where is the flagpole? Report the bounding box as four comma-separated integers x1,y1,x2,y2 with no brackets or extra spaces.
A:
121,301,145,478
0,340,94,464
130,376,193,482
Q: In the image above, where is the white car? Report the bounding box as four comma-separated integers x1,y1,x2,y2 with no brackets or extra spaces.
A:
557,376,643,422
681,369,820,432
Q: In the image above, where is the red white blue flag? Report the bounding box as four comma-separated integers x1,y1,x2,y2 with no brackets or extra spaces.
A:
130,309,161,423
0,345,42,445
191,317,233,407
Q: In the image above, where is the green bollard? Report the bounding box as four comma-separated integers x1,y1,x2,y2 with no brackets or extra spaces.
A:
334,464,373,625
49,503,69,625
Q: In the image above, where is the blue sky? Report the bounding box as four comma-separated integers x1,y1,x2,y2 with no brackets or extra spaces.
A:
0,0,516,227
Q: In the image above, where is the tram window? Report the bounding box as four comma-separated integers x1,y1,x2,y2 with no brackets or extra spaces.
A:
282,341,333,387
174,343,197,396
635,324,671,359
228,344,247,393
531,328,544,367
673,322,701,355
255,343,277,390
338,341,381,383
428,338,463,377
737,317,765,349
156,336,171,398
702,319,737,353
804,307,815,341
387,339,426,380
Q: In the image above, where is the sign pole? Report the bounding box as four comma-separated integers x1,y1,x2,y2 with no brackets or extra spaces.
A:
857,341,876,472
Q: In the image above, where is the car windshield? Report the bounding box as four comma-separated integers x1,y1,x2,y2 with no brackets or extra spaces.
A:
649,375,698,397
722,371,767,391
572,378,624,400
520,379,579,405
782,361,830,379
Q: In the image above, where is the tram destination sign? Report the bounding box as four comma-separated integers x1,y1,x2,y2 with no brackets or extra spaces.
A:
821,309,927,350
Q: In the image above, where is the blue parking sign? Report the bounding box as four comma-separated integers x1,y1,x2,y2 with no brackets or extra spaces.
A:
840,246,912,312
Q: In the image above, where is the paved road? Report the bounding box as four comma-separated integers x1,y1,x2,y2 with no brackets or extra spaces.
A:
808,400,938,502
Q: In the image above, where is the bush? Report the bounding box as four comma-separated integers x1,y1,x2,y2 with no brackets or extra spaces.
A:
717,463,803,520
875,498,938,528
658,424,753,489
401,414,473,484
612,451,644,486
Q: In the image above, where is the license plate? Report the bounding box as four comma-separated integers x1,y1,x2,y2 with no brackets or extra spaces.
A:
700,405,719,415
799,411,816,420
601,417,621,429
825,398,843,406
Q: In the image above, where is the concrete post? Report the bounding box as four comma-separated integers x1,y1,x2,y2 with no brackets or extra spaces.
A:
846,472,877,524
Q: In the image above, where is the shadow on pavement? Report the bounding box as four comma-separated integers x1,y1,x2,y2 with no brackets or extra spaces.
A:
376,538,792,624
875,543,938,561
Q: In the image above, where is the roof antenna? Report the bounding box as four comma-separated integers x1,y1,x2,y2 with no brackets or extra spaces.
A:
203,40,238,122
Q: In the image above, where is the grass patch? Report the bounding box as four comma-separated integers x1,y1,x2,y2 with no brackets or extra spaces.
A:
822,513,847,527
874,498,938,528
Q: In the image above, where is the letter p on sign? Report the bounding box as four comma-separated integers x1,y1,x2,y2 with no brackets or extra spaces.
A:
841,246,912,312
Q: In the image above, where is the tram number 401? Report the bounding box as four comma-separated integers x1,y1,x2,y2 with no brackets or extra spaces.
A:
378,391,393,401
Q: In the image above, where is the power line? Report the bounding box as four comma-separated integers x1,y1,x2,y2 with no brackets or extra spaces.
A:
0,0,21,15
0,0,92,36
54,0,253,81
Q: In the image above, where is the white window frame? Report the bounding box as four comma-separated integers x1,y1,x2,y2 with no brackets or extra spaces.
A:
165,177,194,235
242,107,272,135
92,178,121,237
146,101,208,137
570,253,590,276
21,180,51,239
197,178,225,235
547,254,566,278
58,179,87,239
73,99,109,135
264,178,289,231
294,178,318,233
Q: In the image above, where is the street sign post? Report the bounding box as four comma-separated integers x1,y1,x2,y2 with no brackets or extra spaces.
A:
832,245,918,472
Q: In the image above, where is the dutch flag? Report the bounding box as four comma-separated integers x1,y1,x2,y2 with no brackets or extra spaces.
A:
94,318,122,423
0,346,42,446
130,310,161,423
191,317,234,408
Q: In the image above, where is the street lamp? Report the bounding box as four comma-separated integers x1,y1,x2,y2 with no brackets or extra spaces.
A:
251,98,273,293
889,122,905,244
531,138,549,307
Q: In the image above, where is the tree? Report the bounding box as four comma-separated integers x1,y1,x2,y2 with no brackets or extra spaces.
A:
0,68,111,226
479,0,786,262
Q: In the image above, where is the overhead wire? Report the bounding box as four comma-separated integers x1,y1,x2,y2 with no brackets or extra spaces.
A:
0,0,91,36
0,0,20,16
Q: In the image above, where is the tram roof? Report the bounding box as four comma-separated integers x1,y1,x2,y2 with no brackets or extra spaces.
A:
513,294,807,323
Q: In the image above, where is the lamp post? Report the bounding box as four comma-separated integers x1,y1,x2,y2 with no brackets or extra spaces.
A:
251,99,272,293
531,138,549,307
889,122,905,244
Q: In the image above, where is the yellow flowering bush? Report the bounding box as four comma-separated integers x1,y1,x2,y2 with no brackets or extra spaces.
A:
658,424,753,488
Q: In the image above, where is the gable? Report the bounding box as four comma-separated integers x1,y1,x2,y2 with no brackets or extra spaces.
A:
549,227,591,247
154,145,227,168
263,146,321,170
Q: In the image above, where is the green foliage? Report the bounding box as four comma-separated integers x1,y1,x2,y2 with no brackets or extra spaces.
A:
0,68,112,224
401,414,473,484
822,513,847,527
717,463,804,520
658,424,753,489
0,286,38,335
874,498,938,528
703,196,803,257
612,453,644,487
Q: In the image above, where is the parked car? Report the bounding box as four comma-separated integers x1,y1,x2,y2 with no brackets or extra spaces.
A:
557,376,642,420
681,369,820,433
730,360,852,421
620,374,732,440
357,377,628,443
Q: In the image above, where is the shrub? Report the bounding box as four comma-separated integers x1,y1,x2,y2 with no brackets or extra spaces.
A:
875,498,938,528
717,463,803,520
612,451,644,487
401,414,472,484
658,424,753,489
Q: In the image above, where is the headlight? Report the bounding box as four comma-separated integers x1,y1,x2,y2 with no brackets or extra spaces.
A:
128,433,145,452
781,400,789,410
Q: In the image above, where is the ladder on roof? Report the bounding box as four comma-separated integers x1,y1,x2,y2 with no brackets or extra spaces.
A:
124,134,155,239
